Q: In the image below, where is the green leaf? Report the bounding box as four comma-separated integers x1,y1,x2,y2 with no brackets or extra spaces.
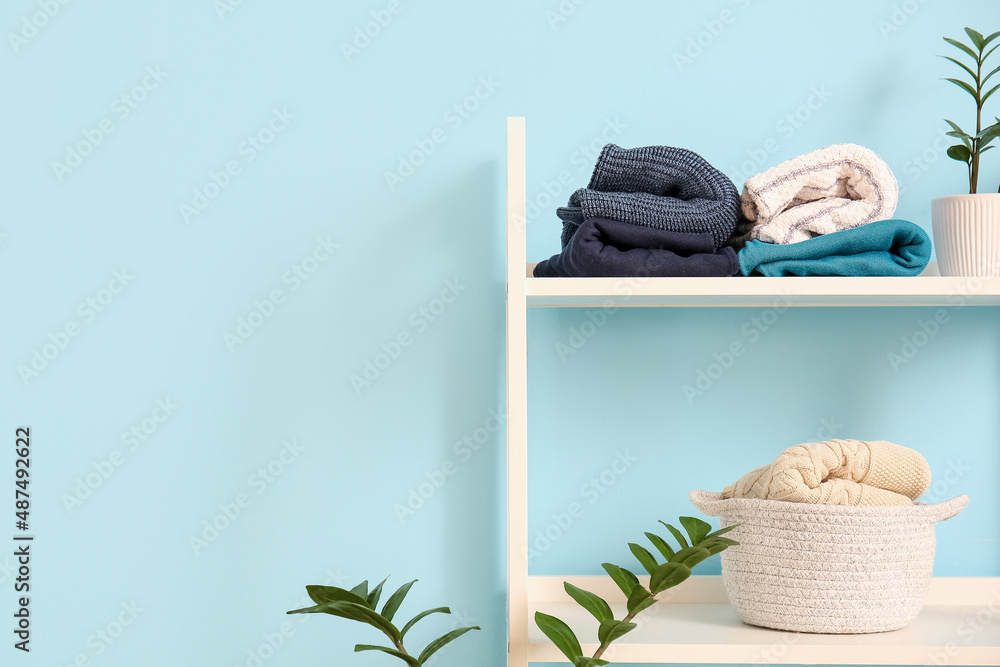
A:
670,546,712,568
535,612,582,663
322,601,401,641
350,580,369,600
381,579,417,623
983,63,1000,87
941,55,978,81
945,36,978,61
944,77,980,102
597,619,637,645
704,523,739,539
983,30,1000,49
367,577,387,611
417,625,480,664
645,532,675,561
948,144,973,162
305,585,369,607
964,27,985,51
660,521,689,549
649,562,692,594
355,645,420,667
564,582,613,623
699,536,738,556
985,43,1000,65
976,122,1000,144
286,603,329,615
679,516,712,546
626,586,656,615
628,543,658,575
982,145,995,153
945,120,973,149
601,563,640,597
400,607,449,639
573,658,610,667
982,82,1000,105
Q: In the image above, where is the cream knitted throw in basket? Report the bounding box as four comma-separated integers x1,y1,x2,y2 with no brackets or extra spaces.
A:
689,490,968,634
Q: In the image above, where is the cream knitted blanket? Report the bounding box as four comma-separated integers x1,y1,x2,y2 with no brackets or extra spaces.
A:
739,144,899,245
723,440,931,506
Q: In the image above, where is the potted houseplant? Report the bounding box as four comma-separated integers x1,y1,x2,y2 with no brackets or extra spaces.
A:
932,27,1000,276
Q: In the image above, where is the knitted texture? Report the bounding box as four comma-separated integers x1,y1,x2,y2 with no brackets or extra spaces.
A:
738,144,899,245
738,218,931,277
533,218,739,278
722,440,931,506
690,490,968,634
558,144,741,250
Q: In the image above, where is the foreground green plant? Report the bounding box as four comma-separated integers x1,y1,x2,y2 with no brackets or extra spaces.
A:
535,517,738,666
287,577,479,666
941,27,1000,193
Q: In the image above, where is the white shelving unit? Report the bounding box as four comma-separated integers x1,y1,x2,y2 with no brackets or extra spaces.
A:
505,117,1000,666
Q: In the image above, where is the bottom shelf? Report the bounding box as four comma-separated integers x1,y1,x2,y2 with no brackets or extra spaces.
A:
526,576,1000,665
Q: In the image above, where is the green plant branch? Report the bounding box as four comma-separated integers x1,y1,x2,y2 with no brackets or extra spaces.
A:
941,28,1000,194
286,578,479,666
535,518,739,667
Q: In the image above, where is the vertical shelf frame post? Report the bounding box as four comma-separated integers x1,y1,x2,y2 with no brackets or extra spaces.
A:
506,117,528,667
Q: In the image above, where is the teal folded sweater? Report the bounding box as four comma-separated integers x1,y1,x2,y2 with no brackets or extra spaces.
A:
738,219,932,277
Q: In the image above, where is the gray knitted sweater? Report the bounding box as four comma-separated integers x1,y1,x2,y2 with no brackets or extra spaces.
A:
558,144,741,249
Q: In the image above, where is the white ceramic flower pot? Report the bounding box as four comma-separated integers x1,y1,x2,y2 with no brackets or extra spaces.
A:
931,193,1000,276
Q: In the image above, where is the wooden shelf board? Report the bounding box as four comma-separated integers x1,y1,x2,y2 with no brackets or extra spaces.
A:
526,576,1000,665
525,263,1000,308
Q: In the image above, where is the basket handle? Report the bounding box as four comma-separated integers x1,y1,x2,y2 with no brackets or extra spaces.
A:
689,489,725,516
922,495,969,522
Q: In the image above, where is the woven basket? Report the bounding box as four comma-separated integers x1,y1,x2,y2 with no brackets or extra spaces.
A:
689,489,968,634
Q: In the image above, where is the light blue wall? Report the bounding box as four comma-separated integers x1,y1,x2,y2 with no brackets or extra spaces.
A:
1,1,997,666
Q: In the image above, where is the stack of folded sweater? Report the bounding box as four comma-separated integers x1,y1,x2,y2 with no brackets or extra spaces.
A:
723,439,931,506
535,143,934,278
729,144,931,277
534,145,743,278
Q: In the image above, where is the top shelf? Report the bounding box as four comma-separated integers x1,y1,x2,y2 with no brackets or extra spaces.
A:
525,263,1000,308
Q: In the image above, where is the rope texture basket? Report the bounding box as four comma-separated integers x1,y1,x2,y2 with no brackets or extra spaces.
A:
690,489,968,634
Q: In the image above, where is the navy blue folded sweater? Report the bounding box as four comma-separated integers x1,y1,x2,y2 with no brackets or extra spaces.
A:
534,218,740,278
558,144,741,250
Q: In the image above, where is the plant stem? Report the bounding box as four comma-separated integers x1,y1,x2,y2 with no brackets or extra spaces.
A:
972,49,984,194
591,610,639,661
